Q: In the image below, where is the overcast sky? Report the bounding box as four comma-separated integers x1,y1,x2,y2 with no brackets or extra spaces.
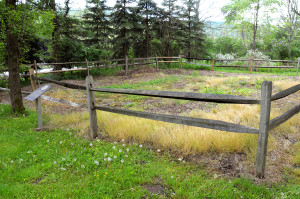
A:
57,0,231,22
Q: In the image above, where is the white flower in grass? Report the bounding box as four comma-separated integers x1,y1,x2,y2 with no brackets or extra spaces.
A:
20,159,23,162
157,149,161,152
104,158,107,161
121,159,124,163
10,160,14,163
119,149,122,152
171,176,174,179
27,151,32,154
114,141,118,144
139,144,142,148
126,148,129,152
182,160,186,163
53,161,57,164
74,135,77,138
107,157,112,162
97,139,100,142
125,155,128,158
89,143,93,147
60,168,66,171
62,158,66,161
113,156,117,159
104,153,107,156
121,139,125,142
94,160,99,165
112,146,116,149
178,158,182,161
73,159,77,162
71,143,74,146
122,144,126,147
60,141,63,144
214,174,218,179
69,132,72,135
66,129,69,131
47,139,49,143
81,164,85,168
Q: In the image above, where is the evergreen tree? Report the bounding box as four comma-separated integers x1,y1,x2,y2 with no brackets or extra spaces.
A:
136,0,158,57
111,0,141,58
83,0,110,50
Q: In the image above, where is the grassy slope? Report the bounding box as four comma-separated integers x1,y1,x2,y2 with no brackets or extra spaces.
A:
0,104,299,198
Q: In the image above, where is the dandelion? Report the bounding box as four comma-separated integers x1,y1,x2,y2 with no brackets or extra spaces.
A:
53,161,57,164
171,176,174,179
112,146,116,149
47,139,49,143
122,144,126,147
126,148,129,152
157,149,161,152
94,160,99,165
107,157,112,162
62,158,66,161
104,153,107,156
113,156,117,159
81,165,85,168
139,144,142,148
60,141,63,144
89,143,93,147
121,159,124,163
119,149,122,152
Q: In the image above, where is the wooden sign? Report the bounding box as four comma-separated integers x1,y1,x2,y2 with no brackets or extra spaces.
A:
25,84,51,101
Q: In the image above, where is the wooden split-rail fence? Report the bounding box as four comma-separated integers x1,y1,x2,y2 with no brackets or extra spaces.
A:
18,56,300,78
11,69,296,179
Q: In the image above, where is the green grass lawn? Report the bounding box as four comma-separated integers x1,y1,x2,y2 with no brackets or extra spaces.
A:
0,104,299,198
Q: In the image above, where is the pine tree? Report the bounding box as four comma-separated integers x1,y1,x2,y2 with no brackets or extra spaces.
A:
136,0,158,57
111,0,141,58
83,0,110,48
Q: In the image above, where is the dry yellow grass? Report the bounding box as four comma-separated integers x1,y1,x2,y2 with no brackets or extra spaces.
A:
45,77,299,157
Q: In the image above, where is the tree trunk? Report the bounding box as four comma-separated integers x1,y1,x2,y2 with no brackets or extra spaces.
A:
5,0,25,113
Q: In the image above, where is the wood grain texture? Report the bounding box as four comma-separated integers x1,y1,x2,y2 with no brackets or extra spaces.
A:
269,105,300,130
271,84,300,101
94,106,259,134
91,88,260,104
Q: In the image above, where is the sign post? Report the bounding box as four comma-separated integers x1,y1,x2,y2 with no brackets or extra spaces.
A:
25,83,51,130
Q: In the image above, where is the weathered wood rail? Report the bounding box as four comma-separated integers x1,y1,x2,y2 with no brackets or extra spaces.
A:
25,74,300,179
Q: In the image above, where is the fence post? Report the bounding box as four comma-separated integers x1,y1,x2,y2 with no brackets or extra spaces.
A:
86,76,98,139
212,57,215,71
255,81,272,178
250,56,253,74
34,60,40,85
125,56,128,76
180,56,183,69
29,68,43,130
155,55,158,69
297,58,299,77
86,59,89,76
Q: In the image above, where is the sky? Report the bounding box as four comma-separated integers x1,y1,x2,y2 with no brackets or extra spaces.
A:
57,0,231,22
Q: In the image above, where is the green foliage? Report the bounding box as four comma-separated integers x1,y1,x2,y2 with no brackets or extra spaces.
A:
214,37,246,57
0,104,299,198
